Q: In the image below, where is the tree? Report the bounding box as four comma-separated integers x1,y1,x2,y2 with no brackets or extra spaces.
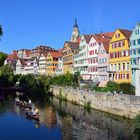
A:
0,64,14,76
0,52,7,67
0,25,2,39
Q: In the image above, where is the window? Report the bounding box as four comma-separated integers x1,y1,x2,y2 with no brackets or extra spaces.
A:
114,52,117,58
123,74,125,79
114,64,117,71
115,33,120,38
134,49,136,55
122,63,125,70
118,63,121,70
122,51,124,56
126,74,129,79
126,50,129,56
118,42,121,47
127,62,129,70
134,40,136,46
138,39,140,45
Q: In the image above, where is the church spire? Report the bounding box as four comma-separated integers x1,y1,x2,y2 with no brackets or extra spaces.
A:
70,19,80,42
74,18,78,28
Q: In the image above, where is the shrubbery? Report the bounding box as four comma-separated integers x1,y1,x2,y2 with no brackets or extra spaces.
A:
93,81,135,95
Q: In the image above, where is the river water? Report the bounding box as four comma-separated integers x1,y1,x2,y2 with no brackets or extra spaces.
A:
0,91,139,140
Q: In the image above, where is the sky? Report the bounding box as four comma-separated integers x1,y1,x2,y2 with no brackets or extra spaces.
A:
0,0,140,54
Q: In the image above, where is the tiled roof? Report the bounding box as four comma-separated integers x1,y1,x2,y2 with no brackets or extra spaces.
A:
57,49,63,56
102,42,109,52
83,34,92,43
7,53,18,60
118,29,132,39
95,32,114,39
49,51,60,58
66,41,79,51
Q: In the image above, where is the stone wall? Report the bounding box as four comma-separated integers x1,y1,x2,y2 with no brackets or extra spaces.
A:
51,85,140,119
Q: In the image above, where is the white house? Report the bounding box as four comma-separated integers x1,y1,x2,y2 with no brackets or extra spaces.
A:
73,35,91,80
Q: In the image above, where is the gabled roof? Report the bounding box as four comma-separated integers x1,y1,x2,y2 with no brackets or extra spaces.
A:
102,42,109,53
49,51,60,58
65,41,79,51
83,34,92,43
118,29,132,39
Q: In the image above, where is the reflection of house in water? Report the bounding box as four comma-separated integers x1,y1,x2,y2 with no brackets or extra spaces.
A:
61,116,73,140
45,106,57,128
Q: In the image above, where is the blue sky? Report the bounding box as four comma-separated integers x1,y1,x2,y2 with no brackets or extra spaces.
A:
0,0,140,54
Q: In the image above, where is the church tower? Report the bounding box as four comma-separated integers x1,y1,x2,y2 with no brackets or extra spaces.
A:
70,19,80,42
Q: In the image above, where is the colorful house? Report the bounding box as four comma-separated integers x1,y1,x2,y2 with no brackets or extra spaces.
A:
38,53,47,75
73,35,91,80
62,41,79,74
97,33,114,86
130,23,140,87
88,32,113,85
46,51,60,76
109,29,132,83
55,49,64,75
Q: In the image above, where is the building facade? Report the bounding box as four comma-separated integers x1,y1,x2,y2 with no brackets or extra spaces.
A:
62,41,79,74
130,23,140,87
109,29,132,83
38,53,47,75
74,35,91,80
46,51,59,76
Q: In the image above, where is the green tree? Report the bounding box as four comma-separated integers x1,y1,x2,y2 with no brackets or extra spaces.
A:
0,64,13,76
0,52,7,67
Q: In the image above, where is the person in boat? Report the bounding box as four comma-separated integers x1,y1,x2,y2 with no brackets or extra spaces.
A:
32,108,39,116
15,97,20,103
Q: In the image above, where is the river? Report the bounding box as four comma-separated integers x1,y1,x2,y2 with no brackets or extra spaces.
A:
0,91,139,140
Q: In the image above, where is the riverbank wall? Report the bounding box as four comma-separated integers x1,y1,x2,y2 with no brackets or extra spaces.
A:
51,85,140,119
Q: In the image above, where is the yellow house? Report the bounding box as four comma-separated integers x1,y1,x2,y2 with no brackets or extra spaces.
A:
109,29,132,83
62,41,79,74
46,51,60,76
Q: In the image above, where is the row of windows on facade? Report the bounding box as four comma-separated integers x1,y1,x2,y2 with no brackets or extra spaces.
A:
99,75,107,81
111,41,125,49
79,45,86,51
131,58,139,65
98,67,108,72
74,52,87,59
110,50,129,58
130,39,140,46
74,57,107,65
114,73,130,80
63,50,72,56
110,62,130,71
63,56,72,62
130,48,140,55
46,64,58,66
89,49,98,55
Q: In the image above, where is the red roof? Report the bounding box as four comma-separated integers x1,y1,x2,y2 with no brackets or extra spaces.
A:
118,29,132,39
7,52,18,60
49,51,60,58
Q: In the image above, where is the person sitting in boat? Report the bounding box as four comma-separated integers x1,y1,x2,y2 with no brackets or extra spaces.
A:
15,97,20,103
32,108,39,116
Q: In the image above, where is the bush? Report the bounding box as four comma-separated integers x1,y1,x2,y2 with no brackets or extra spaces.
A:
133,114,140,130
93,81,135,95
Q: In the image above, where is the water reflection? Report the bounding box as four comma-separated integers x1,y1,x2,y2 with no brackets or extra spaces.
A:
0,91,139,140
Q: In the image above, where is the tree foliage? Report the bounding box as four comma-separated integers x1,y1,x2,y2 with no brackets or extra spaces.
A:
0,52,7,67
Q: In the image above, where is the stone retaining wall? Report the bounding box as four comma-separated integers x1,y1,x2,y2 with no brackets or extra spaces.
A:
51,85,140,119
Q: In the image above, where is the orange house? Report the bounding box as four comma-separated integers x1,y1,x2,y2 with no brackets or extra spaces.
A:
46,51,60,76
